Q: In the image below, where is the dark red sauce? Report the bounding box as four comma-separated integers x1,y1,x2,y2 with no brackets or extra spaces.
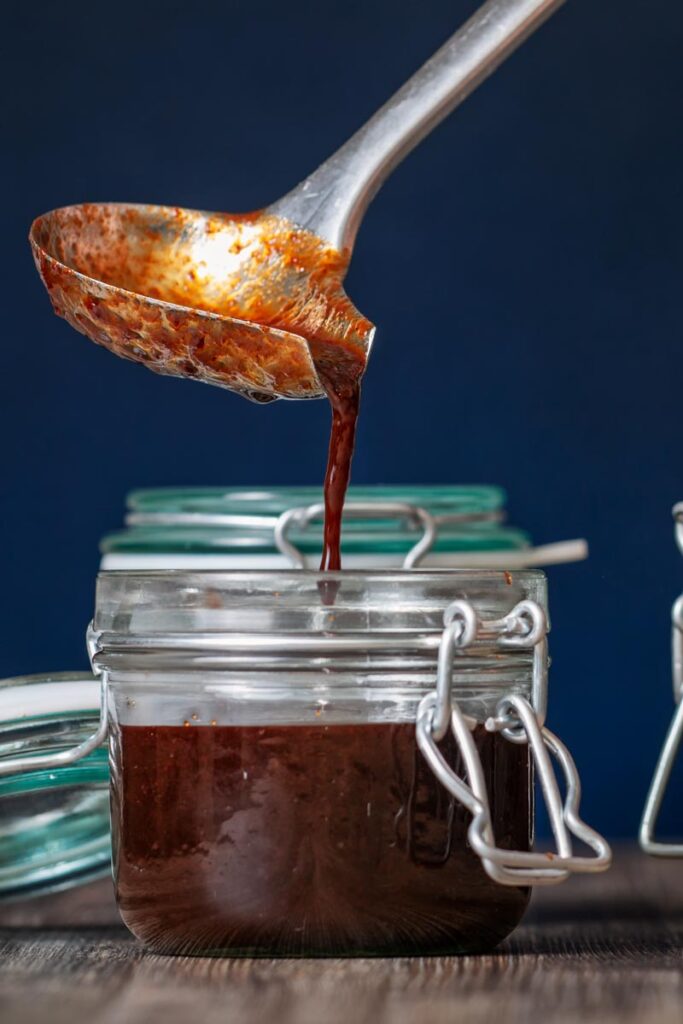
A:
308,341,365,572
113,721,531,957
317,376,361,572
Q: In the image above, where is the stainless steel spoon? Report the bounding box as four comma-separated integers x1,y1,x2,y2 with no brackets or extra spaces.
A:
30,0,564,402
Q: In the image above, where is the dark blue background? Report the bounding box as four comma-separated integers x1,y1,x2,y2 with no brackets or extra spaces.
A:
3,1,682,839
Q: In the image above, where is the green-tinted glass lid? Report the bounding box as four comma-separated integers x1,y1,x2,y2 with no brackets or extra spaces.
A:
0,673,110,902
101,484,532,562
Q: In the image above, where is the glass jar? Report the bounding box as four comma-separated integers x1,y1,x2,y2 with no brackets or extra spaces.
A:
2,568,610,956
0,486,587,906
640,503,683,855
0,673,110,900
99,485,587,571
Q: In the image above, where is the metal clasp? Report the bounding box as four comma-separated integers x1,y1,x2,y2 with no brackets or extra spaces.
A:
0,623,108,779
639,589,683,856
274,500,589,571
416,599,612,886
275,500,438,568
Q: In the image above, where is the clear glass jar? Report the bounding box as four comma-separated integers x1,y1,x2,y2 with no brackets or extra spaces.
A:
99,485,585,571
0,674,110,900
68,568,608,957
0,486,587,906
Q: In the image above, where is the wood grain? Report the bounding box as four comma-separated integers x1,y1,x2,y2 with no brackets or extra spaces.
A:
0,847,681,1024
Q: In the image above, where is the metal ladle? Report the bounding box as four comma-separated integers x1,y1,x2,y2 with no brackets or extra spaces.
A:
30,0,564,403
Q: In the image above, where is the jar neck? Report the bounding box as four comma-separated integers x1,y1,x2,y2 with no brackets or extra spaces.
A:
92,568,548,724
107,668,534,727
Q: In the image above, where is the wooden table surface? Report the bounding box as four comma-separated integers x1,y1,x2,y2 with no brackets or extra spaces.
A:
1,846,681,1024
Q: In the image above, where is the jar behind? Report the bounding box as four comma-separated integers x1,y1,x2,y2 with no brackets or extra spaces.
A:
99,485,539,569
90,569,610,957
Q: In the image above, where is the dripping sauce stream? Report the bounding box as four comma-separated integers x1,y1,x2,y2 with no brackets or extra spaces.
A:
318,377,361,572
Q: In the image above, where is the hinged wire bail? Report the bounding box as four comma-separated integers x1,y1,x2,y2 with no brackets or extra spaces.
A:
417,598,612,886
671,594,683,703
87,620,104,677
431,598,548,741
274,500,438,569
480,695,612,883
498,600,549,733
431,600,479,740
639,585,683,856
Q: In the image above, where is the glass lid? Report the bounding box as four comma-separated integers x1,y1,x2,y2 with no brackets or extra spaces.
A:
0,673,110,901
100,484,531,557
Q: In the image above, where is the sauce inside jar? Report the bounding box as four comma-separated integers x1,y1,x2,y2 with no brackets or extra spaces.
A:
113,721,531,957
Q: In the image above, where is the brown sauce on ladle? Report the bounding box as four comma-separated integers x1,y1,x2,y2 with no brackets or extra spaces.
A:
30,204,372,569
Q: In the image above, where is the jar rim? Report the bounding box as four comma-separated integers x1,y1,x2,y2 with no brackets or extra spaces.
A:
97,567,545,581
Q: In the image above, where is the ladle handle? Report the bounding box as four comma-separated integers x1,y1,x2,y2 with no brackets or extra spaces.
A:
269,0,565,252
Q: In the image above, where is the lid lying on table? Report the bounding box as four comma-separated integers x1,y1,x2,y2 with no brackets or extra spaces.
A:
0,673,110,902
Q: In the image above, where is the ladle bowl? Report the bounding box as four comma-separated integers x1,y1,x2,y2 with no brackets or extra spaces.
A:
30,202,372,402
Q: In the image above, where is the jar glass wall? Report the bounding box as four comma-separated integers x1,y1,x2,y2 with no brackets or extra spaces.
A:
95,569,545,956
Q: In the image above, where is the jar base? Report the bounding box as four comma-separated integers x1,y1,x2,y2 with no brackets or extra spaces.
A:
117,888,532,958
